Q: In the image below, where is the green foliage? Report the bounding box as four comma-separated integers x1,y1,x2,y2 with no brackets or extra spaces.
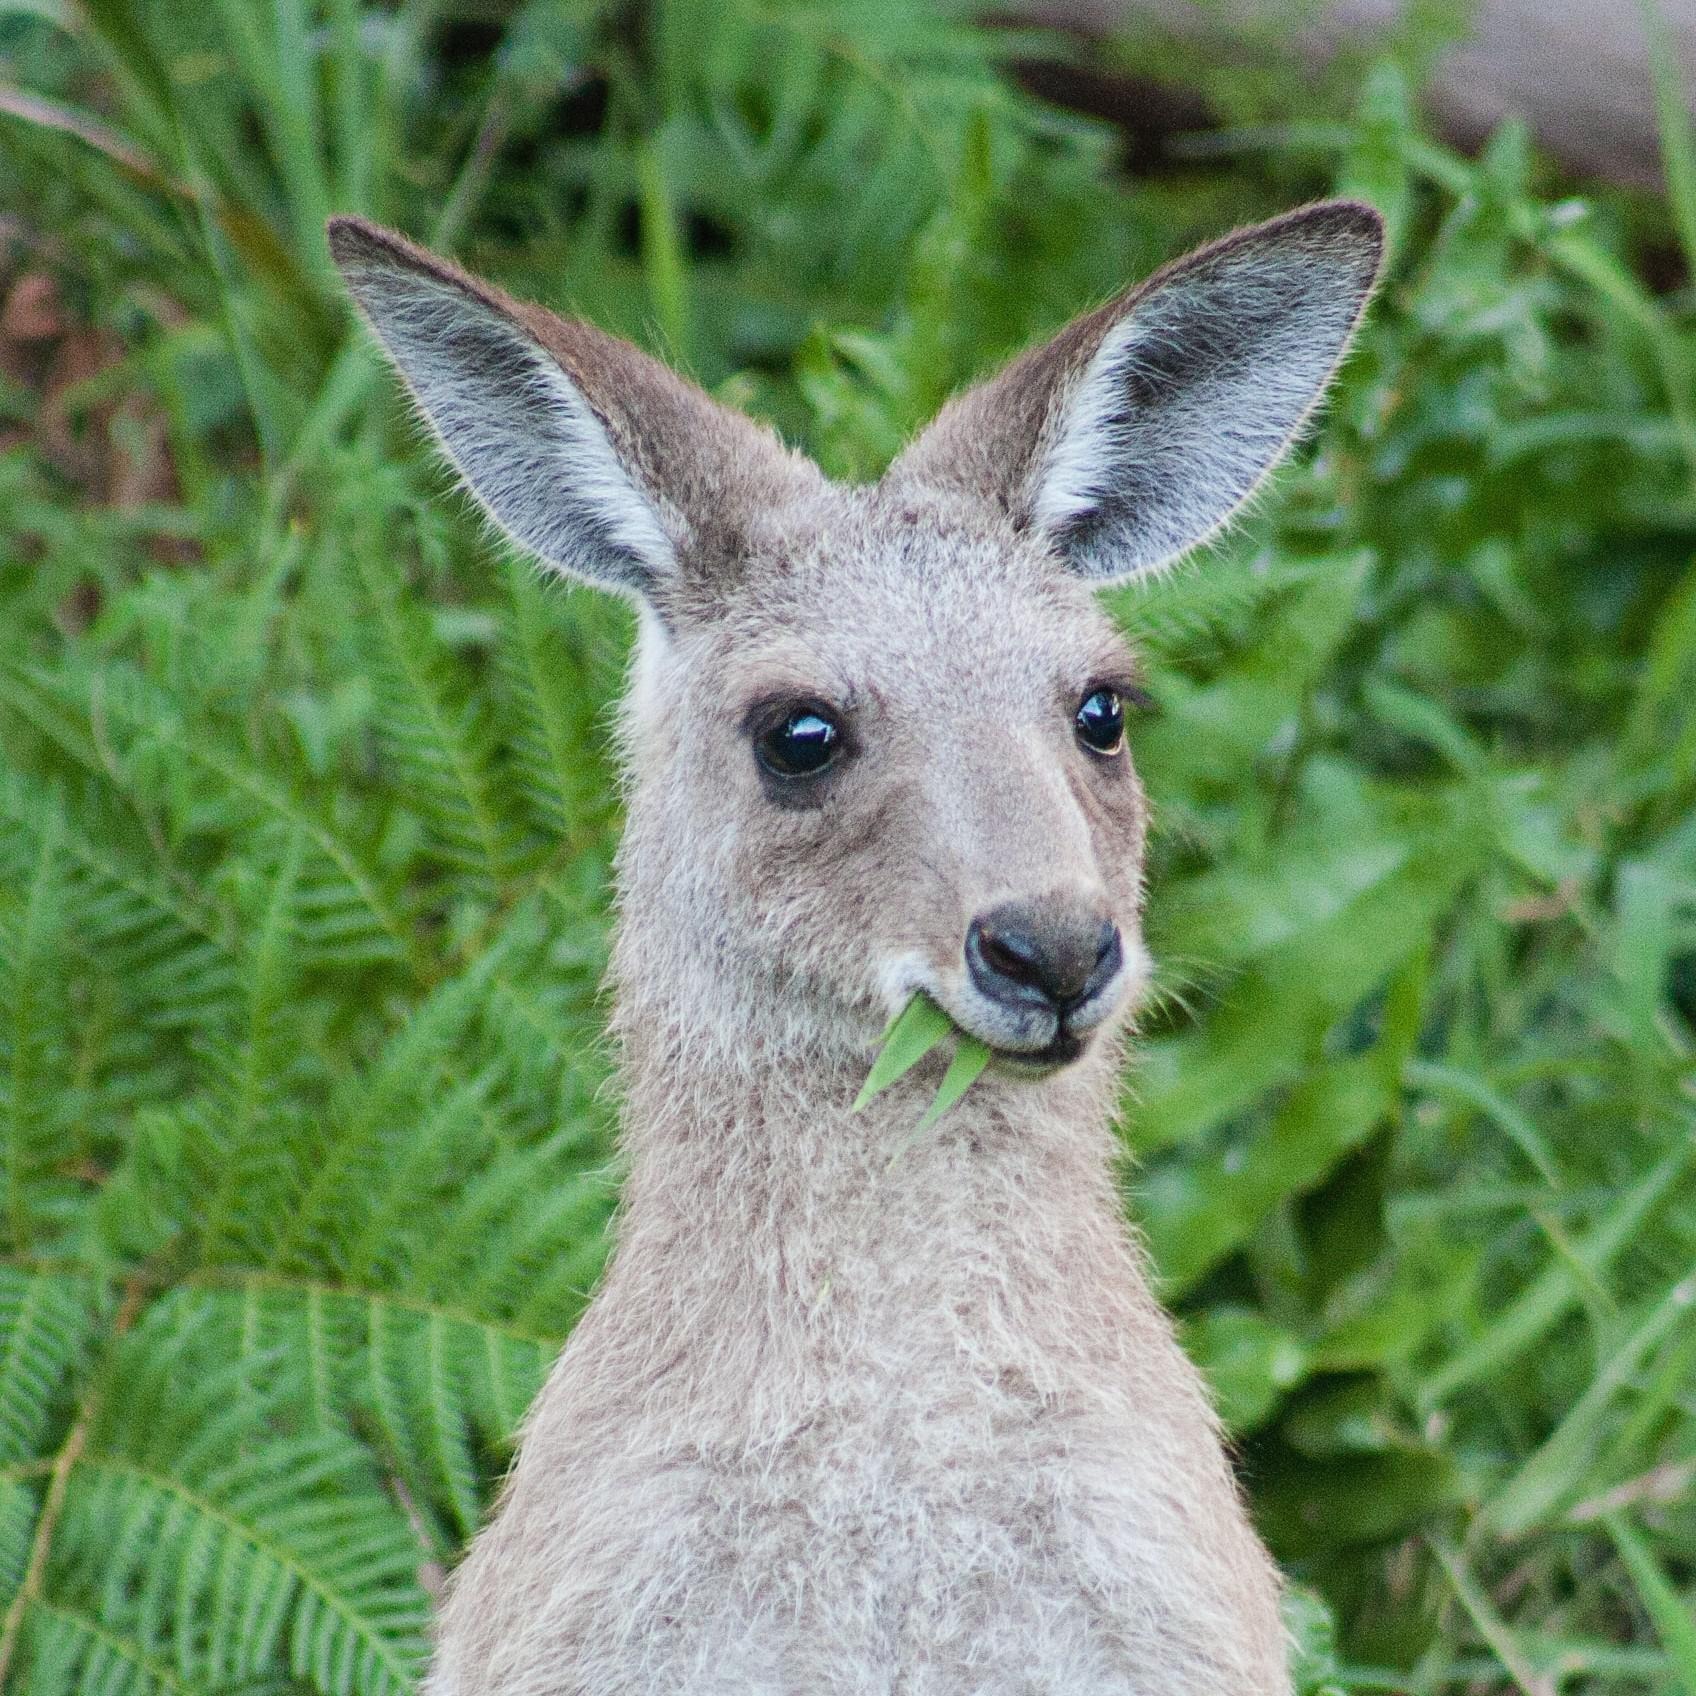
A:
1,2,1693,1692
855,994,960,1110
854,993,992,1132
855,994,994,1169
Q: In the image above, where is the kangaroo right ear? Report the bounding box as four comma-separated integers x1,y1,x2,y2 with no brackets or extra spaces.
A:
888,201,1384,584
328,218,814,607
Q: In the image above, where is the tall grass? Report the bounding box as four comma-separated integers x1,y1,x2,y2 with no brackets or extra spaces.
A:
0,3,1692,1692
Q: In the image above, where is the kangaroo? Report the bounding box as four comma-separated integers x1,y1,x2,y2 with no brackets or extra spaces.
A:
330,198,1383,1696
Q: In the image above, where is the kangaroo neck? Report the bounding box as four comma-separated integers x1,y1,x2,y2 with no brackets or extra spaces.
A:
599,978,1153,1385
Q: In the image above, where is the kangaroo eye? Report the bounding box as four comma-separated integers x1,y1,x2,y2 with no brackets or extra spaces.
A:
756,705,843,779
1075,688,1126,756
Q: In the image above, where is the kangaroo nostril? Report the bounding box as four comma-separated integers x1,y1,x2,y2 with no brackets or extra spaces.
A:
1085,923,1124,1002
966,904,1123,1015
975,924,1046,989
966,916,1050,1011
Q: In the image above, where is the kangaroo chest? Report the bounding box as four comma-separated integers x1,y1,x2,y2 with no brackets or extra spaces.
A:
429,1185,1288,1696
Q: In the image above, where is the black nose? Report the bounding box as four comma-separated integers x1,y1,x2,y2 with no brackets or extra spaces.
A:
966,900,1122,1014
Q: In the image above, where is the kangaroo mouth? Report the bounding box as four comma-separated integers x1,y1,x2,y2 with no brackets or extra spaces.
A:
926,987,1112,1076
989,1027,1086,1073
910,961,1127,1079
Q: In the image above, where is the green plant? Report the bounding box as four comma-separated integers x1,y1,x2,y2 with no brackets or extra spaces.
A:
854,994,993,1140
1,2,1693,1692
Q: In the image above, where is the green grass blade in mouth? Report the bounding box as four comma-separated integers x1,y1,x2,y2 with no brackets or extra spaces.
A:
856,994,994,1134
852,993,955,1111
915,1036,992,1132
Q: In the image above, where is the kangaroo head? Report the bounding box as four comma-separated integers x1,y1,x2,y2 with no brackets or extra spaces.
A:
331,204,1381,1078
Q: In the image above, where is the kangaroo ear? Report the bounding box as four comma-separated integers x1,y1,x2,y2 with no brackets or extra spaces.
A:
328,218,816,608
889,201,1384,583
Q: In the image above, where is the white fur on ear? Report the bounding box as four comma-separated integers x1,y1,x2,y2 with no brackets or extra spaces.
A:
1031,206,1383,581
336,253,675,597
889,203,1383,584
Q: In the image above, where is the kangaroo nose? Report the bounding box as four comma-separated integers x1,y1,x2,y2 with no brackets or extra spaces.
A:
966,900,1122,1014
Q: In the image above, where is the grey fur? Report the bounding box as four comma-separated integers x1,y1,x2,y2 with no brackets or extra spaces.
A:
890,201,1383,580
328,200,1383,1695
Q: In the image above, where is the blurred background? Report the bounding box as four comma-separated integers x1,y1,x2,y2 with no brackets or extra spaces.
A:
1,2,1693,1693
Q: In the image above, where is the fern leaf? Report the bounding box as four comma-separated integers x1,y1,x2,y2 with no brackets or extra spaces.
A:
0,1268,102,1471
193,831,311,1267
21,1597,212,1696
151,1281,555,1551
261,900,605,1287
492,559,621,852
47,1331,431,1696
354,553,529,895
23,662,422,980
0,773,236,1034
0,1479,40,1606
1,823,70,1251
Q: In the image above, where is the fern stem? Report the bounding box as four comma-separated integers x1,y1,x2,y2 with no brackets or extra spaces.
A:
27,1600,195,1695
183,1265,564,1350
82,1455,420,1687
0,1276,147,1689
6,822,56,1253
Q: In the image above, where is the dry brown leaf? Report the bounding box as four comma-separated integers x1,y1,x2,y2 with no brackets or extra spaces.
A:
38,324,123,484
1,271,63,341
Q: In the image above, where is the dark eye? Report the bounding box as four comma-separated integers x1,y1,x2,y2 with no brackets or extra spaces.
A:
756,705,843,779
1075,687,1126,756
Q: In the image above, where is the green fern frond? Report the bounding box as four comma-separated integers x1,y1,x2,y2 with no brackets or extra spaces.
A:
255,898,611,1294
20,1598,215,1696
193,831,314,1267
260,966,521,1283
405,1145,612,1312
0,1269,102,1472
353,552,530,896
2,663,420,981
0,1478,39,1608
337,1075,502,1287
44,1333,431,1696
1108,548,1326,665
466,1170,617,1336
2,826,71,1253
0,771,237,1032
362,1299,483,1546
491,559,622,853
149,1281,555,1552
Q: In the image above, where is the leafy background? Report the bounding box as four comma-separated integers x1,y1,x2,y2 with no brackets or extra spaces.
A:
1,1,1693,1692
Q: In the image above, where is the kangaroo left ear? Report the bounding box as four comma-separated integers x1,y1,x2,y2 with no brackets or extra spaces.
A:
888,200,1384,583
328,216,823,617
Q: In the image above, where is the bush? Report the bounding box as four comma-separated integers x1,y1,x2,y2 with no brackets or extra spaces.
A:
1,4,1692,1692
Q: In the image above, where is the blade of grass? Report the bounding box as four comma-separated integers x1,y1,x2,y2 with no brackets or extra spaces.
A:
0,82,177,185
181,167,286,471
852,995,953,1110
1639,0,1696,278
884,1034,993,1170
1428,1535,1543,1696
431,87,513,255
1418,1145,1689,1408
915,1037,992,1132
326,0,372,212
1602,1510,1696,1696
263,338,378,534
1487,1267,1696,1536
1587,1319,1696,1515
272,0,335,262
1404,1059,1558,1185
635,133,692,365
